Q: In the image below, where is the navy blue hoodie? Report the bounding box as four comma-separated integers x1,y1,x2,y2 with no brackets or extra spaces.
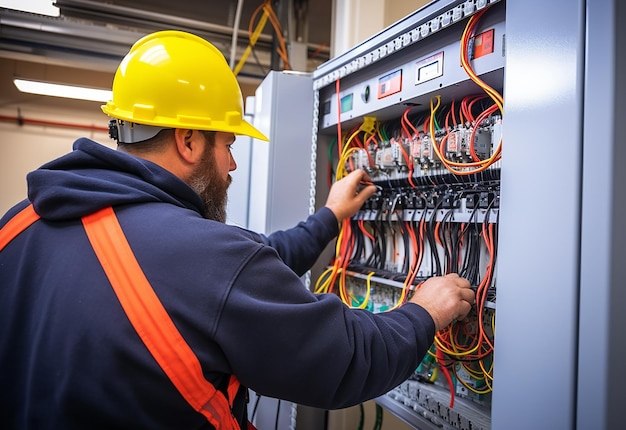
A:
0,138,435,429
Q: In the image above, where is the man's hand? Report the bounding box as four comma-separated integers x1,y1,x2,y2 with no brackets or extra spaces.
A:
325,170,377,223
409,274,475,331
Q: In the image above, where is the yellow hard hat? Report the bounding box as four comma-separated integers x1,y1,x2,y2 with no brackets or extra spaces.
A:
102,30,268,141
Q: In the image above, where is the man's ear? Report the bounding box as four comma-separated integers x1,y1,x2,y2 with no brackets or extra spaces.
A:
173,129,202,164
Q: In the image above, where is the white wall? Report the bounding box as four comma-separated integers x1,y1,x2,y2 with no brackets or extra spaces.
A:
0,105,113,215
331,0,431,57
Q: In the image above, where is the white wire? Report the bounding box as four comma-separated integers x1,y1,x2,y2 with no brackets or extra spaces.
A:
229,0,244,70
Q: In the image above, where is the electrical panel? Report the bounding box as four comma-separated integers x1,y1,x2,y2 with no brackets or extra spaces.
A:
310,1,505,428
247,70,314,235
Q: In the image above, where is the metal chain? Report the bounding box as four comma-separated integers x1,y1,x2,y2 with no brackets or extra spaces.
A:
303,90,320,291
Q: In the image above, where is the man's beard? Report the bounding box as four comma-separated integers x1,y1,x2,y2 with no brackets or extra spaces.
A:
187,150,231,222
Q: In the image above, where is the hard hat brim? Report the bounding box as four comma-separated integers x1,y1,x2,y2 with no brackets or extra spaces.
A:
233,120,269,142
102,104,269,142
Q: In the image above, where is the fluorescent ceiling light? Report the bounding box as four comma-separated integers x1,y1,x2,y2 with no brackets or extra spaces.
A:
0,0,59,17
13,78,112,103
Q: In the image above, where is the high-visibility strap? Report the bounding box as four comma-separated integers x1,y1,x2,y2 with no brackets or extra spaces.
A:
1,204,243,428
82,207,241,430
0,204,39,251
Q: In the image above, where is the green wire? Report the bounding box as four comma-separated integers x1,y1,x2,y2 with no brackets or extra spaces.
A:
328,137,336,163
358,403,364,430
373,404,383,430
328,137,337,182
380,125,389,142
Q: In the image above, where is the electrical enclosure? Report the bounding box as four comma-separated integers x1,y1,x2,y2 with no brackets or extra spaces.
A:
308,0,626,429
310,2,505,428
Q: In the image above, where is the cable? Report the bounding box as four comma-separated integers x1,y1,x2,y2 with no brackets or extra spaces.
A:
229,0,244,70
373,403,383,430
358,403,365,430
313,7,502,410
234,7,269,76
275,399,281,430
251,394,262,422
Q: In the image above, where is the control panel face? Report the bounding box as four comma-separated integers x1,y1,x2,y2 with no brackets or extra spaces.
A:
312,1,505,428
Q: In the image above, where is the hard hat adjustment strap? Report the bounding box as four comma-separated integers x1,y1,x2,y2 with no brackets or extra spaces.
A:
108,119,169,144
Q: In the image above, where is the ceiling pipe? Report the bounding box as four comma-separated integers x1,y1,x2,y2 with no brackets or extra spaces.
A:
52,0,328,57
229,0,245,69
0,113,109,132
53,0,274,46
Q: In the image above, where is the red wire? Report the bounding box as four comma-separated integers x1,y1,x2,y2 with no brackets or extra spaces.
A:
358,219,375,242
436,345,455,409
451,99,457,128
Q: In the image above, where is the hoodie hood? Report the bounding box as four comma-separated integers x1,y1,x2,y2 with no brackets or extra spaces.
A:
27,138,205,221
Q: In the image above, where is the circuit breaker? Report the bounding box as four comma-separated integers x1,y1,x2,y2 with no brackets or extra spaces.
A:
310,1,505,428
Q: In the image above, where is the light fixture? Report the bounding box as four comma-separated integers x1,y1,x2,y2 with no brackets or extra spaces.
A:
13,78,112,103
0,0,60,17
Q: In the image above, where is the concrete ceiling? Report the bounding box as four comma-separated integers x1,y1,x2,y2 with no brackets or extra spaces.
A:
0,0,332,113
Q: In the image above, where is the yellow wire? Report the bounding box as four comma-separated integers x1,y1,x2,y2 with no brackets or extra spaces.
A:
336,147,360,179
456,373,492,395
479,357,494,381
460,14,503,111
352,272,374,309
339,270,351,304
429,96,500,175
461,363,484,380
429,367,439,383
434,331,479,357
341,129,362,160
234,12,269,76
423,10,505,175
314,266,335,293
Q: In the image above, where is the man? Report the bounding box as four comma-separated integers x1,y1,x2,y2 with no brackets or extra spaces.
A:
0,31,474,429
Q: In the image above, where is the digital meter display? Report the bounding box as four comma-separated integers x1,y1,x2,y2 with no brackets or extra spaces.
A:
340,93,354,113
415,51,444,85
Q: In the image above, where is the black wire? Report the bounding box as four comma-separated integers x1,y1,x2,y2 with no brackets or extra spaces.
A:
377,220,388,270
482,196,499,295
250,46,268,75
251,394,262,422
426,197,444,276
351,219,365,263
400,220,410,275
458,204,479,284
372,206,387,269
449,221,462,272
439,209,455,273
274,399,281,430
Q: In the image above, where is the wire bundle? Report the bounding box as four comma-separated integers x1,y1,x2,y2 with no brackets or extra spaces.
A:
429,6,503,175
431,207,497,407
317,3,502,412
234,0,291,76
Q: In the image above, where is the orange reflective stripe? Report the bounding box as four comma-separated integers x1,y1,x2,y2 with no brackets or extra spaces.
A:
227,374,240,407
82,207,240,430
0,204,39,251
1,204,242,428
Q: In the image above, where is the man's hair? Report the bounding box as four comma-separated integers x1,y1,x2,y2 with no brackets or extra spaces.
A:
198,130,216,148
117,129,216,153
